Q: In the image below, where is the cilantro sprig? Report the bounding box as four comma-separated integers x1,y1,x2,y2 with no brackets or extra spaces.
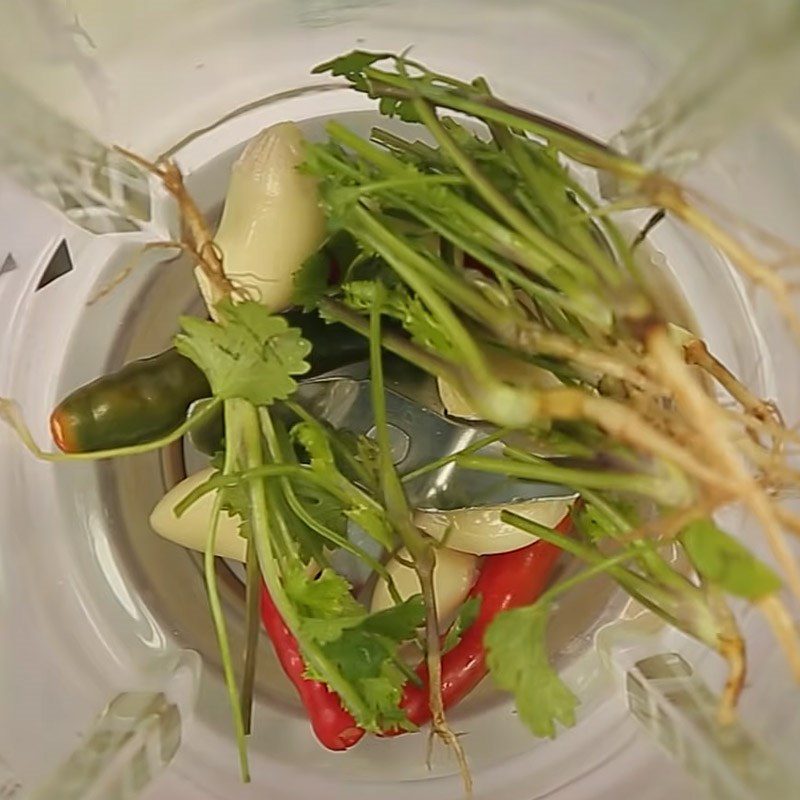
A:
176,298,311,405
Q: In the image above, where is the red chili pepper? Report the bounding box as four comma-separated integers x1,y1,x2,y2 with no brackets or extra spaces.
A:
260,514,569,748
392,513,570,731
259,586,365,751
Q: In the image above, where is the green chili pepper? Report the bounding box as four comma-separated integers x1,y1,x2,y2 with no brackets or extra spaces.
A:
50,349,210,452
51,310,369,454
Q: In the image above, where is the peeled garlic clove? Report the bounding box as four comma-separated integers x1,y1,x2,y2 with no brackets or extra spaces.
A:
370,547,478,626
414,497,572,556
197,121,326,314
149,467,246,562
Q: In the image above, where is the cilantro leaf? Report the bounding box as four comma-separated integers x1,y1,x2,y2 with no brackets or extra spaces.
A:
360,666,414,730
293,250,331,311
329,426,381,491
485,603,578,738
442,596,481,653
312,50,392,79
574,502,618,544
285,567,363,619
344,507,395,550
175,299,311,405
294,591,423,731
203,456,251,539
300,594,423,646
294,483,348,536
378,94,424,124
342,281,455,358
219,475,252,539
318,628,412,731
680,519,781,600
360,594,425,639
292,420,395,549
321,629,412,728
291,420,336,469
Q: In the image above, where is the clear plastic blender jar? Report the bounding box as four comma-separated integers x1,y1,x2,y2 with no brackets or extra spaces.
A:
1,2,800,799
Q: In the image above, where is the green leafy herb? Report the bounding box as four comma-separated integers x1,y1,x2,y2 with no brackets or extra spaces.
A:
293,483,348,537
321,634,414,730
360,593,425,639
292,419,395,549
681,519,782,600
485,602,578,738
442,596,481,653
342,280,456,358
285,567,363,619
297,592,425,730
175,299,311,405
312,50,393,86
293,250,331,311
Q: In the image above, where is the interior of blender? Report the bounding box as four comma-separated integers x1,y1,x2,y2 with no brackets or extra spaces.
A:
2,2,800,800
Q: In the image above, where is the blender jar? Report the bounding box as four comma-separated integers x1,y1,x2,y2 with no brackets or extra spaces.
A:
1,2,799,799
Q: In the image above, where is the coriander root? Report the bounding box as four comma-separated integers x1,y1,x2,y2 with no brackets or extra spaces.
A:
114,146,237,304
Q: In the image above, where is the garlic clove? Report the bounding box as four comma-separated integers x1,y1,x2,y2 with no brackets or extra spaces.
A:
198,121,326,314
370,546,479,626
149,467,246,562
413,497,572,555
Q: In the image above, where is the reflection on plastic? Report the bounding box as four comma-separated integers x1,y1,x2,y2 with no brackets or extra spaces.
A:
605,0,800,187
27,692,181,800
626,652,800,800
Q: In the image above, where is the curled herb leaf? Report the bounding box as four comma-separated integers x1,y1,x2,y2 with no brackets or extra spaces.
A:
681,519,782,600
485,602,578,738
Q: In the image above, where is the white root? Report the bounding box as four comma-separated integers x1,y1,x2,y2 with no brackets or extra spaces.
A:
647,328,800,604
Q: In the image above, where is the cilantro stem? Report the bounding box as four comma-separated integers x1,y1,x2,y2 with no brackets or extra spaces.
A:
323,123,571,288
285,400,374,489
175,463,336,517
502,511,678,614
400,427,510,482
177,460,384,521
459,453,681,506
387,197,605,326
479,101,620,288
578,489,698,595
259,409,302,560
348,204,499,333
502,511,721,649
238,400,374,724
535,549,646,606
338,174,468,194
241,540,260,734
205,400,249,781
412,99,599,289
350,205,490,380
368,286,472,792
319,298,459,382
358,66,645,178
279,477,402,601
